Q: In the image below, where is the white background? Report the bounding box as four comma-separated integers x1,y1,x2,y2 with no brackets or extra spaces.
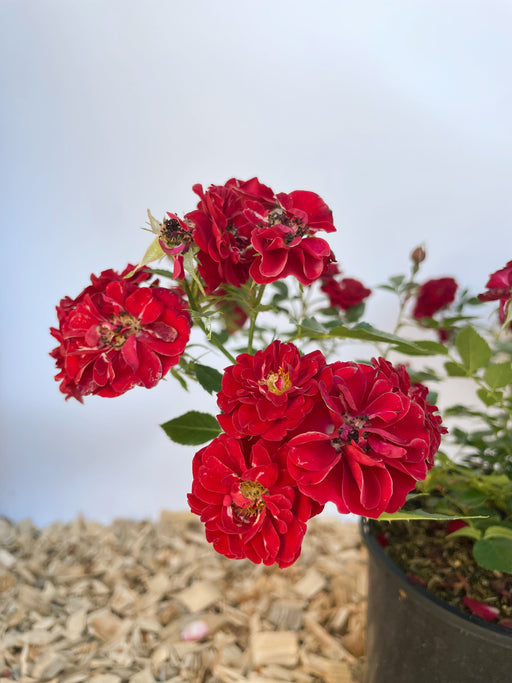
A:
1,1,511,525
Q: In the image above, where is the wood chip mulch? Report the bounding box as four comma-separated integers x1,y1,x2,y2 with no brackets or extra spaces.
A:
0,512,367,683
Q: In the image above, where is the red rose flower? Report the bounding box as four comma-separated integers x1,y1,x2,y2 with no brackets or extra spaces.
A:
50,268,191,401
189,178,276,292
217,341,326,441
187,433,323,567
321,275,372,311
412,277,458,319
287,358,443,518
478,260,512,324
249,191,335,286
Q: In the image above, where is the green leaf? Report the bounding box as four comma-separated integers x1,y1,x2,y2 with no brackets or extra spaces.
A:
457,489,489,507
484,362,512,389
377,510,487,521
477,387,503,407
344,302,365,323
444,361,468,377
455,326,491,373
484,525,512,541
160,411,221,446
447,527,482,541
170,367,188,391
182,249,206,295
301,317,328,334
301,321,449,356
148,267,176,279
194,363,223,394
271,281,289,301
473,536,512,573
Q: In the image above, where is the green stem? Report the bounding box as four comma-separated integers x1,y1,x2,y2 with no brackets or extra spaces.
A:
182,278,236,364
247,284,265,354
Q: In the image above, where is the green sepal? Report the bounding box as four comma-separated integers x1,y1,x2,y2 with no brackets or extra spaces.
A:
125,237,165,277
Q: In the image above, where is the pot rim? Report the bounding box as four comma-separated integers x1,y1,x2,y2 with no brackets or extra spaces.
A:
361,517,512,642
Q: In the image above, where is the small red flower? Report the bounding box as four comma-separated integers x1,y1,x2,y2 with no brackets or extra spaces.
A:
187,434,323,567
217,341,326,441
50,267,191,401
321,272,372,311
287,358,443,518
412,278,458,319
478,260,512,324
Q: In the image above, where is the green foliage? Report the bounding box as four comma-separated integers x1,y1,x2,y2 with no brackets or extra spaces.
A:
194,363,223,394
473,536,512,573
455,326,491,373
160,411,221,446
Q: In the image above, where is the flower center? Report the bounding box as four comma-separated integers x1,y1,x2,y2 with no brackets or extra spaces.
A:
160,217,192,249
231,479,268,522
98,312,141,349
331,415,368,450
263,367,292,395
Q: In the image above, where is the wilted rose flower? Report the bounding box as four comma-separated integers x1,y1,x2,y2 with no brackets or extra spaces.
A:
158,212,194,279
249,191,335,285
478,259,512,324
50,267,191,401
287,358,443,518
412,277,458,319
217,341,326,441
187,433,323,567
189,178,276,292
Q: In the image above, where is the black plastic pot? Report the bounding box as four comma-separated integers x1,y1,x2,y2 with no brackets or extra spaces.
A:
361,519,512,683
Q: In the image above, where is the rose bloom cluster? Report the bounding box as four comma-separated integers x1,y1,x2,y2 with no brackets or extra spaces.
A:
50,178,371,401
188,340,446,567
50,177,450,569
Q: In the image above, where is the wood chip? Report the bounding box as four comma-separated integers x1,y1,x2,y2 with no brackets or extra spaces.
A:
294,568,326,599
177,580,220,612
250,631,299,667
0,513,366,682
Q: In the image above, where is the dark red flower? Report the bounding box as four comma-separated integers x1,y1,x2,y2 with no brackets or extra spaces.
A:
50,267,191,401
187,433,323,567
287,358,443,518
249,191,335,286
321,276,372,311
478,260,512,324
188,178,276,292
412,278,458,319
217,341,326,441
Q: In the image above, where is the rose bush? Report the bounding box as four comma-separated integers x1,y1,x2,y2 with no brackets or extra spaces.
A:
51,177,512,590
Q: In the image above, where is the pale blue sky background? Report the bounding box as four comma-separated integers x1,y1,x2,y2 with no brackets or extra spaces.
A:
1,0,511,525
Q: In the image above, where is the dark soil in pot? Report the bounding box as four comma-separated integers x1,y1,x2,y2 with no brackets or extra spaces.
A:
363,519,512,683
372,519,512,629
